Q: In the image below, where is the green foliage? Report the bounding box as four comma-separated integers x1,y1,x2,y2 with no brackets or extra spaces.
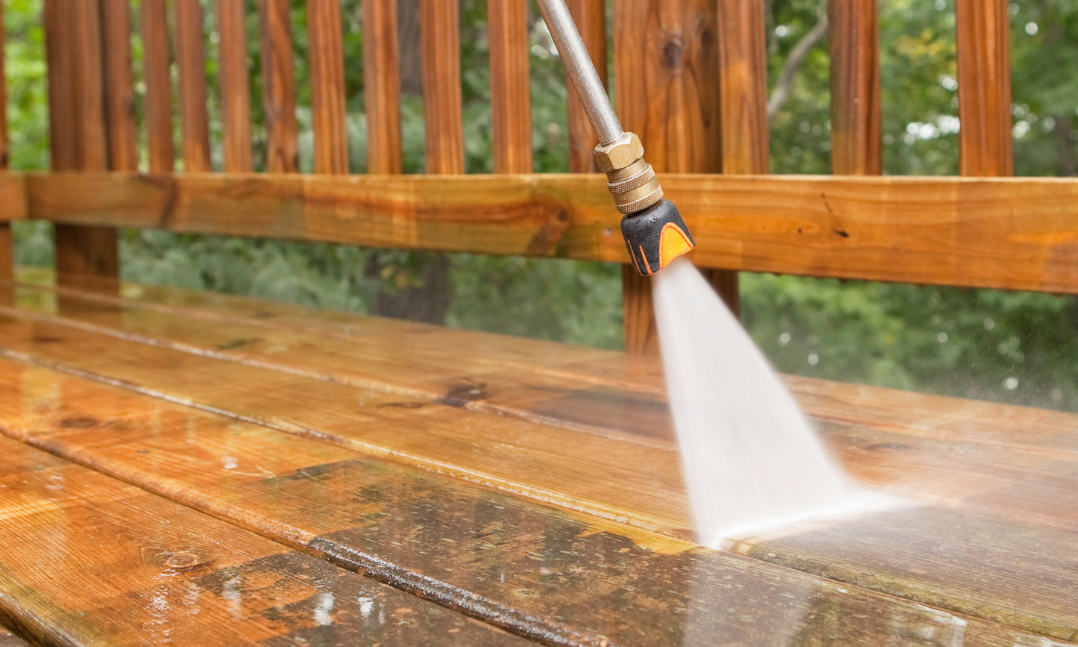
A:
4,0,1078,412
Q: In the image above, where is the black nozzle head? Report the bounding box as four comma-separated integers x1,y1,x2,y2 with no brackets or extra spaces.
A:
620,199,696,276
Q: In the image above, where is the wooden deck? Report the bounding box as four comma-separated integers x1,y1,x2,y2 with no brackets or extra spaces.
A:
0,272,1076,646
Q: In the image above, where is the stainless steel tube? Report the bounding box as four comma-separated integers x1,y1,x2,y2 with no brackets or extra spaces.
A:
534,0,624,145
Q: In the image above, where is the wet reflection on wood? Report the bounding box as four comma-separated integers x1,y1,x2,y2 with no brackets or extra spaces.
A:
0,435,532,646
0,625,28,647
0,359,1072,645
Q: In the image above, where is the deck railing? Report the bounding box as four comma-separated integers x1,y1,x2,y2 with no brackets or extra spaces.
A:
0,0,1074,354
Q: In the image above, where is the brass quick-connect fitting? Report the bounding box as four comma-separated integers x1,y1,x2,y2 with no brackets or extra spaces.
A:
593,132,664,215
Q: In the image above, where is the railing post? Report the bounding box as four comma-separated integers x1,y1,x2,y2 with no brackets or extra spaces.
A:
259,0,299,174
363,0,403,175
0,0,11,287
308,0,349,175
488,0,532,174
615,0,731,354
217,0,254,173
829,0,882,176
45,0,120,292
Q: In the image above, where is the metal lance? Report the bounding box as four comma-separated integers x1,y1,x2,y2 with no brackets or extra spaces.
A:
535,0,695,275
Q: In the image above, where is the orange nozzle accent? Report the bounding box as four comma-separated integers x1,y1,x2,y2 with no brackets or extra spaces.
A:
658,222,695,269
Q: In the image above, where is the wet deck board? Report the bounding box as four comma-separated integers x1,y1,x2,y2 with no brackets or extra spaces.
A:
2,277,1078,643
0,357,1061,647
0,626,28,647
0,435,530,647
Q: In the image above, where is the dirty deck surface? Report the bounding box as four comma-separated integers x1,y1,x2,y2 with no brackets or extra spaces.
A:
0,272,1076,646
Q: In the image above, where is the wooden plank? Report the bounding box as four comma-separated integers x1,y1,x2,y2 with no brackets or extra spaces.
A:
307,0,349,175
258,0,299,174
955,0,1013,178
829,0,882,176
0,627,27,647
565,0,607,174
0,358,1060,646
215,0,253,173
0,435,527,647
141,0,176,173
614,0,727,353
0,175,25,223
420,0,464,175
51,0,119,290
100,0,139,172
488,0,532,174
16,271,1078,475
718,0,769,175
362,0,403,175
174,0,213,173
26,171,1078,294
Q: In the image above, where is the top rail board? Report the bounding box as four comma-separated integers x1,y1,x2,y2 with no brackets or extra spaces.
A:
21,171,1078,295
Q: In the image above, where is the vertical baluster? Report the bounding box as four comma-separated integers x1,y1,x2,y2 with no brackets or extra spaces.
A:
718,0,769,176
217,0,253,173
566,0,607,174
420,0,464,175
101,0,139,172
615,0,725,354
258,0,299,173
308,0,349,175
489,0,532,174
955,0,1013,177
175,0,212,172
829,0,881,176
363,0,403,175
142,0,175,172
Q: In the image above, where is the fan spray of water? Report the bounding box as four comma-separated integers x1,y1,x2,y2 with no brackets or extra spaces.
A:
653,259,862,545
535,0,881,546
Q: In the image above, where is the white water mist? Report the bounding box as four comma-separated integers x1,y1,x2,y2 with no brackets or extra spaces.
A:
653,258,856,546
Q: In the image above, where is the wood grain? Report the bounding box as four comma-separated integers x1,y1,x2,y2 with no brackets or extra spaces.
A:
141,0,176,173
955,0,1013,178
1,308,1077,642
216,0,253,173
420,0,464,175
615,0,727,352
717,0,769,175
488,0,532,174
565,0,607,174
100,0,139,172
362,0,403,175
0,625,28,647
0,435,525,647
25,171,1078,294
0,174,24,223
47,0,119,291
258,0,299,173
0,359,1064,646
174,0,213,173
829,0,882,176
307,0,349,175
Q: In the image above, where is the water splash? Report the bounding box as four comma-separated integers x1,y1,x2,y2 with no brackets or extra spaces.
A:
653,258,858,546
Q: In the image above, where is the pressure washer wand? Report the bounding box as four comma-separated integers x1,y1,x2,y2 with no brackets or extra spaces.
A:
535,0,695,275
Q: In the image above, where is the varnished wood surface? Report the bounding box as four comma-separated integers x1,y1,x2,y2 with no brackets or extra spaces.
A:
488,0,532,175
5,279,1078,640
140,0,176,173
216,0,254,173
0,435,529,647
0,175,23,223
174,0,213,173
956,0,1013,178
829,0,882,176
258,0,299,174
307,0,349,175
100,0,139,173
420,0,464,175
362,0,403,175
717,0,769,175
565,0,606,174
614,0,731,352
0,357,1065,647
0,0,7,173
0,627,27,647
23,171,1078,294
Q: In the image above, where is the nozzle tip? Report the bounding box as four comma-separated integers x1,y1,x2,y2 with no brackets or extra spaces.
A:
621,199,695,275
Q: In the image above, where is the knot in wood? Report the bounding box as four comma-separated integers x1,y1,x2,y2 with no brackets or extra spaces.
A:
662,37,685,71
164,551,205,572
